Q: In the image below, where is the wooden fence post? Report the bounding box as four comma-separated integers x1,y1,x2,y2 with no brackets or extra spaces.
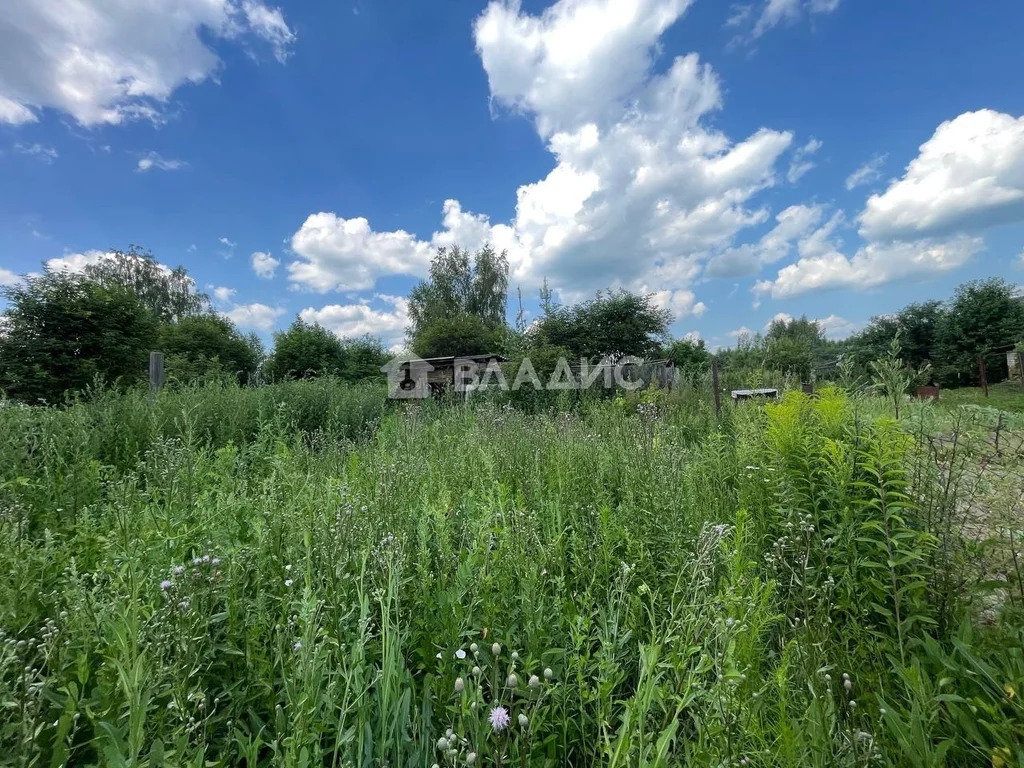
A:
711,357,722,416
149,351,165,398
977,354,989,398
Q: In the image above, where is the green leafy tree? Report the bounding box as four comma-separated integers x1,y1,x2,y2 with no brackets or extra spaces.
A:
531,290,671,362
83,246,210,322
408,246,509,332
854,301,945,373
0,270,158,403
412,315,506,359
936,278,1024,385
663,336,712,376
265,319,386,382
158,315,263,385
763,315,827,380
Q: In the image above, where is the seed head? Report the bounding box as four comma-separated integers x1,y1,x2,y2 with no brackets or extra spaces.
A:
518,713,528,727
455,677,465,693
491,642,501,656
543,667,553,680
507,673,518,688
529,675,540,688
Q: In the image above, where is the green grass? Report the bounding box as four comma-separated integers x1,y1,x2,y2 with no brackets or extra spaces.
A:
941,379,1024,413
1,382,1022,766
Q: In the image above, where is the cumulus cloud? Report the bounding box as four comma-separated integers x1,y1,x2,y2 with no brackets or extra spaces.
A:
45,250,111,273
289,214,432,292
787,137,821,183
251,251,280,279
845,153,886,190
210,285,237,303
859,110,1024,241
753,235,983,299
705,204,825,277
223,302,285,331
0,267,20,286
137,152,186,172
14,143,58,163
289,0,794,316
299,295,409,350
0,0,295,126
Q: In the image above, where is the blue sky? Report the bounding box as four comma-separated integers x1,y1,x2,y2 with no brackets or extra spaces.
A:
2,0,1023,350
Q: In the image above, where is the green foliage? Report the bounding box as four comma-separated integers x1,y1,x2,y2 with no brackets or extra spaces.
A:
1,381,1022,765
870,332,916,418
936,278,1024,385
663,336,712,377
407,245,510,355
530,289,671,362
265,319,387,382
411,314,507,359
82,245,211,322
158,314,262,385
0,269,158,403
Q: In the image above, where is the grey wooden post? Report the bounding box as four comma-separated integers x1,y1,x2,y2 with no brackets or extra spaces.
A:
149,351,165,397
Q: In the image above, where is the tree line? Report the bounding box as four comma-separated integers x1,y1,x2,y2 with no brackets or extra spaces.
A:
1,244,1022,404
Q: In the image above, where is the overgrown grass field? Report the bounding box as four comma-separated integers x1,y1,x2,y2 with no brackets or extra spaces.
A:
1,381,1022,766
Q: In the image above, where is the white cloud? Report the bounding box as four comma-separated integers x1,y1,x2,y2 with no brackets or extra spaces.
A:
0,267,20,286
1018,247,1024,268
251,251,280,279
474,0,695,138
219,237,236,248
0,0,295,126
289,0,794,312
705,203,825,277
815,313,859,339
859,110,1024,241
787,137,821,183
137,152,186,172
727,325,754,339
14,143,58,163
223,302,284,331
754,235,983,299
45,250,110,273
289,214,433,292
299,294,408,350
845,153,886,190
210,285,236,303
729,0,839,43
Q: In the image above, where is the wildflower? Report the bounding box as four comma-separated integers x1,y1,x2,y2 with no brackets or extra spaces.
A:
489,705,510,732
160,580,173,591
436,652,443,660
202,555,211,564
466,753,477,765
178,599,190,611
472,666,481,676
511,651,519,661
293,641,302,652
455,649,467,660
844,679,853,693
529,674,540,688
543,667,553,680
211,557,220,567
285,564,292,572
284,579,293,587
491,642,501,656
436,737,449,751
507,673,518,687
173,566,185,576
455,677,465,693
518,713,528,727
193,557,202,566
470,643,478,653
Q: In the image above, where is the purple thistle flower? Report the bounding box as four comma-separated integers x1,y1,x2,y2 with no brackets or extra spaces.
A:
488,705,510,732
160,580,173,591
